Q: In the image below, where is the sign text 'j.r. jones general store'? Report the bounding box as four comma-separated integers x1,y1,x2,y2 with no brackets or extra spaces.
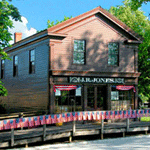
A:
69,77,125,84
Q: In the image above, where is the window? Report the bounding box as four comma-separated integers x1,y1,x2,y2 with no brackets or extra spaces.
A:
13,55,18,77
1,60,5,79
73,40,85,64
108,42,119,66
29,49,35,74
111,88,133,110
55,87,82,113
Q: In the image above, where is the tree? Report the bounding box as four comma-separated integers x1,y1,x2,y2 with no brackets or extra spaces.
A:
47,16,72,28
0,0,21,96
129,0,150,10
109,0,150,101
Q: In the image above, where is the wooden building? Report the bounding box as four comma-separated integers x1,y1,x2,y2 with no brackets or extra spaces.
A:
1,7,142,114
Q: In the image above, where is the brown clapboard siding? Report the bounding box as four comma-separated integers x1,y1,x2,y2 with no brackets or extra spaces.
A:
0,40,50,113
53,15,135,73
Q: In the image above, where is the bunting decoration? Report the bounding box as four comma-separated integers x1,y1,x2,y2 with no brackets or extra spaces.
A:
10,119,16,129
119,110,124,119
45,115,51,125
28,117,35,127
16,118,22,128
40,116,46,125
34,116,40,126
106,111,110,120
21,118,28,128
56,114,62,123
87,112,92,120
53,85,78,92
3,120,10,130
128,109,132,118
114,111,119,119
0,121,4,130
72,112,78,121
92,111,97,120
140,109,144,117
131,110,137,118
136,109,140,118
51,114,57,124
110,111,115,119
0,109,150,131
96,111,101,120
144,109,148,117
101,111,106,119
123,110,128,118
82,112,87,121
78,112,83,121
148,109,150,117
67,112,73,122
62,113,67,122
116,85,136,92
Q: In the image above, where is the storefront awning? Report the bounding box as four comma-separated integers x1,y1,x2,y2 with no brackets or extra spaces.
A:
54,85,78,92
115,85,136,93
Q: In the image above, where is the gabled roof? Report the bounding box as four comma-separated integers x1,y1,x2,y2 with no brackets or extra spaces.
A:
47,6,142,42
6,6,142,52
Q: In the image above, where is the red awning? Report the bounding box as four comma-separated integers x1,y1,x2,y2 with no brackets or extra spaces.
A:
116,85,136,92
54,85,78,92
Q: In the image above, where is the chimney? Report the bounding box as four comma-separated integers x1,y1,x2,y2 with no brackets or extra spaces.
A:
14,32,22,43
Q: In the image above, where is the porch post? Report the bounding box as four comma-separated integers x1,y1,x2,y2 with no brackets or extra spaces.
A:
83,85,87,111
106,84,111,110
49,76,55,114
94,86,97,110
134,84,138,109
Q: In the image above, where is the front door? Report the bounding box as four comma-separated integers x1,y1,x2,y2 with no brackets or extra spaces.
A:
87,85,106,111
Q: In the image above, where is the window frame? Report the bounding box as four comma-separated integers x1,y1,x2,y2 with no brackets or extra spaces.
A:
1,60,5,79
111,88,132,110
29,49,35,74
13,55,18,77
108,42,119,66
73,39,86,65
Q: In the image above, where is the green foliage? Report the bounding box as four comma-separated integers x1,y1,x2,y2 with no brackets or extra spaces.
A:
128,0,150,10
109,0,150,101
140,117,150,122
0,0,21,96
47,16,72,28
0,80,7,96
0,0,21,59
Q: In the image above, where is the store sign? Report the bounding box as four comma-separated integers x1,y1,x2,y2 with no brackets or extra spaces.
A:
69,77,125,84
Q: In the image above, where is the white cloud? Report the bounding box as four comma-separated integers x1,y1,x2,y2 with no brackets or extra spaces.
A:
9,16,37,44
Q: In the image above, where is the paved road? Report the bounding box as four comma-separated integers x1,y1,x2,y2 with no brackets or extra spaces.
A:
8,134,150,150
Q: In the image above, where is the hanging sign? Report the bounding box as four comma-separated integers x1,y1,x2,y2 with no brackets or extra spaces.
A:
69,77,124,84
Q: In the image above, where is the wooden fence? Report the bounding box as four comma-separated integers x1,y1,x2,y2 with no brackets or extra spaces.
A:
0,109,150,148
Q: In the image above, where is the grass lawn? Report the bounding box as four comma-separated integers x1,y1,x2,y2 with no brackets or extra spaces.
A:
140,117,150,122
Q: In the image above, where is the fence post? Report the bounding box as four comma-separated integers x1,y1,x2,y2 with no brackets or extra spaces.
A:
43,124,46,141
101,119,104,140
126,118,129,132
73,120,76,136
11,128,14,147
19,113,24,130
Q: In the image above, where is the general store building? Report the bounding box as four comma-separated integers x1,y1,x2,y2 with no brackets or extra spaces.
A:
1,7,141,114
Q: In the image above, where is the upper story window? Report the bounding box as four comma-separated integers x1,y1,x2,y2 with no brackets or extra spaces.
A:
108,42,119,66
73,40,85,64
29,49,35,74
1,60,5,79
13,55,18,77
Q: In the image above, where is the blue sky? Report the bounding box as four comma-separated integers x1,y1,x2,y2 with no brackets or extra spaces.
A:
9,0,150,42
